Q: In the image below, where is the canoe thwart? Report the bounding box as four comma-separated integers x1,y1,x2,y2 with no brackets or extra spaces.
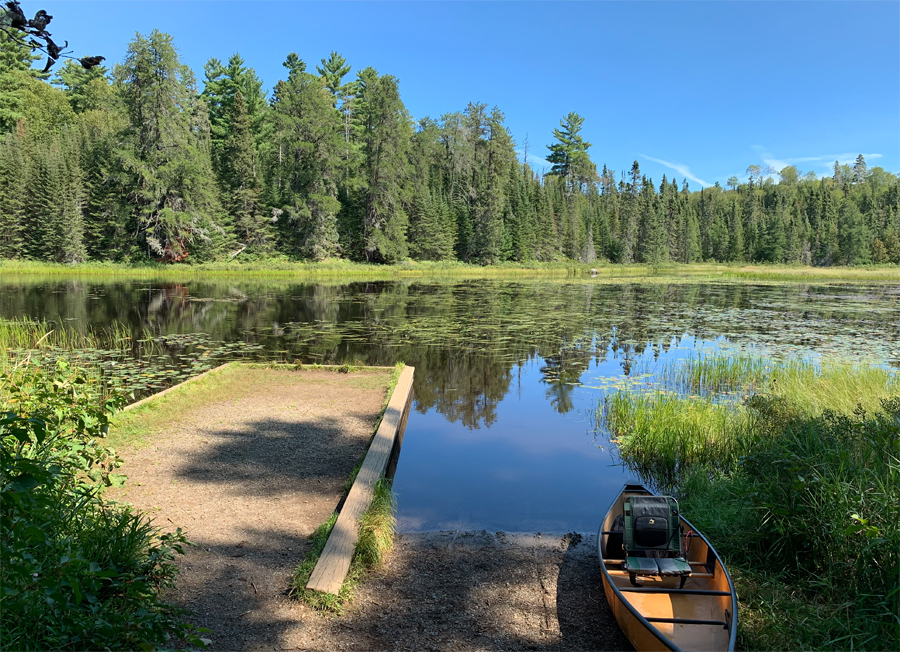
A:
645,617,728,628
618,587,732,596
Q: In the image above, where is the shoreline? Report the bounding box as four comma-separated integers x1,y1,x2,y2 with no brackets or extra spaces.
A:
2,259,898,282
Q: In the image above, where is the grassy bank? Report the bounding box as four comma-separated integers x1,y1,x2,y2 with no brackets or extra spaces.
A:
601,355,900,650
1,258,898,282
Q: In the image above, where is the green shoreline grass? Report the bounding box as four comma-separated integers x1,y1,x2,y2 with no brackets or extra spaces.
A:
2,258,898,282
602,355,900,651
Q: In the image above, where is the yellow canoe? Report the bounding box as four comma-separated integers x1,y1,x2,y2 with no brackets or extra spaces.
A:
598,482,737,651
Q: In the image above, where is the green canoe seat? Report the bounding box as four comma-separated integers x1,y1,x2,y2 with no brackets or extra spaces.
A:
657,557,692,576
626,557,660,575
625,556,691,577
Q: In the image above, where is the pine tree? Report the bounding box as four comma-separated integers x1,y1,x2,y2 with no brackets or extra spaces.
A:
270,54,343,260
546,112,597,191
115,31,224,261
316,52,359,190
853,155,867,184
0,26,43,132
357,70,411,262
53,59,111,113
202,54,267,188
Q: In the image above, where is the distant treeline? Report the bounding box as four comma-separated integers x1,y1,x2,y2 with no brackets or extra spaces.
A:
1,30,898,266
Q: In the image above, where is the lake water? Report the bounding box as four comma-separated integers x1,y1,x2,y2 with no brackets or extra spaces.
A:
2,277,899,532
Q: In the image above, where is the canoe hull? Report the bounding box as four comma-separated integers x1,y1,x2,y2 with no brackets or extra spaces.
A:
598,483,737,652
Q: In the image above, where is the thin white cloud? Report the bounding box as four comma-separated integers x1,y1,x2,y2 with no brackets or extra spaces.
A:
752,146,882,175
516,149,551,171
639,154,711,188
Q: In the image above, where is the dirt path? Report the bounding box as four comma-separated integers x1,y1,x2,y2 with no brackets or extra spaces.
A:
311,531,634,652
111,366,392,650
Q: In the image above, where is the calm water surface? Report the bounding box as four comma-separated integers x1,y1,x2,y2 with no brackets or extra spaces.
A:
2,277,899,531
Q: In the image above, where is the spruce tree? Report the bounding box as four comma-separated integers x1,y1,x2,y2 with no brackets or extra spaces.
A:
222,90,269,253
357,71,411,262
0,131,27,257
27,130,87,263
838,200,871,264
115,31,224,261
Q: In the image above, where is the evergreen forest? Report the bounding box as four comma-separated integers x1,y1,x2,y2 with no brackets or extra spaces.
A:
1,29,898,266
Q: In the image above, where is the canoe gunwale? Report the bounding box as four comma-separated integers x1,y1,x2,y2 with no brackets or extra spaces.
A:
597,482,738,652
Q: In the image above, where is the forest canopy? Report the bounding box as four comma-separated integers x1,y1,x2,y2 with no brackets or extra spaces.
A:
0,28,897,266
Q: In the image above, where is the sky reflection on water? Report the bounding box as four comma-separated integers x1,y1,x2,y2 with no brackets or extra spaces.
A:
2,278,899,531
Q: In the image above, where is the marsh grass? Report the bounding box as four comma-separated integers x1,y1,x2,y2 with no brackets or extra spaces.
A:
604,391,752,488
656,353,898,414
0,317,157,363
2,258,898,282
603,357,900,650
289,479,397,613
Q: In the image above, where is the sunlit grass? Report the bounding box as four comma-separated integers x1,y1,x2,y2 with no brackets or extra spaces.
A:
602,357,900,650
655,353,898,414
289,479,397,613
604,391,752,488
2,258,898,281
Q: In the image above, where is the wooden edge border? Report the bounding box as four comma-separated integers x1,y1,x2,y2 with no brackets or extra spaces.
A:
305,365,415,595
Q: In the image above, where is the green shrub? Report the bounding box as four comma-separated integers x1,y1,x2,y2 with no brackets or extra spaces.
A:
1,359,202,650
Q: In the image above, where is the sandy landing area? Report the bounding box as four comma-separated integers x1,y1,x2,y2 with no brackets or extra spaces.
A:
111,366,631,651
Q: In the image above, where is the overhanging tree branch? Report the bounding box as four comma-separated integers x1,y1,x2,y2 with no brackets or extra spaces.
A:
0,1,103,72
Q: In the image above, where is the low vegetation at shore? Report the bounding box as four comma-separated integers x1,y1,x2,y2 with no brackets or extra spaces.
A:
289,478,397,613
0,356,202,649
602,354,900,650
1,258,898,282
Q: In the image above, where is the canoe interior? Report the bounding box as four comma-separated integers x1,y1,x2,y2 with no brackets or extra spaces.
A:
600,486,736,652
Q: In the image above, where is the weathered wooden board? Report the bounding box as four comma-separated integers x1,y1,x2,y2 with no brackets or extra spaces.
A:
306,365,415,595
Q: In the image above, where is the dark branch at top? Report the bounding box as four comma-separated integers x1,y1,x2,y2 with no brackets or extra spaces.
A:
0,1,103,71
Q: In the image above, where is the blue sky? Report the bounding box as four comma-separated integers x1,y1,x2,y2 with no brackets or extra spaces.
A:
39,1,899,187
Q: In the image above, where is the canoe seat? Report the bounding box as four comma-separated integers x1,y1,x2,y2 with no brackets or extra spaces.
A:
624,552,692,587
625,557,659,575
626,556,692,576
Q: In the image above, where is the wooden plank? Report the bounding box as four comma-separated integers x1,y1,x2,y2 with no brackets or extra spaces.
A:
306,365,415,595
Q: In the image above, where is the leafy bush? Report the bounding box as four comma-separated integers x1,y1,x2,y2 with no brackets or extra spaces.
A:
1,359,201,650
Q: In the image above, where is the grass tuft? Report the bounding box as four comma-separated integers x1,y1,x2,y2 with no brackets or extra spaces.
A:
289,479,396,613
